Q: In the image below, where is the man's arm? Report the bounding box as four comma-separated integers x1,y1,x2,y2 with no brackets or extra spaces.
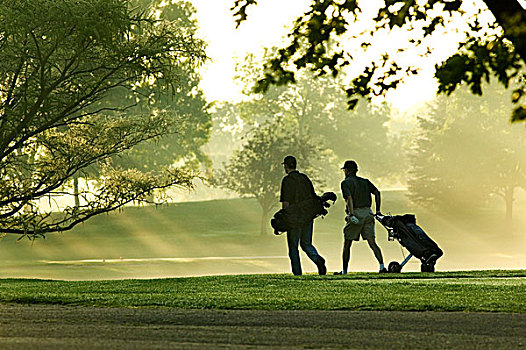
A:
345,195,354,216
280,176,292,209
345,195,359,224
373,189,381,214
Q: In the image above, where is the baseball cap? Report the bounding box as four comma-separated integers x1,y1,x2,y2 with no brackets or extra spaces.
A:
281,155,297,168
341,160,358,171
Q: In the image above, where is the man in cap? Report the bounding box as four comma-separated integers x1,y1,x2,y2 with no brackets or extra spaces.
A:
280,155,327,276
336,160,387,274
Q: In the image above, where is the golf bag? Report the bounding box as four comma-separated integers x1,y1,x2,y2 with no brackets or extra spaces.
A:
376,214,443,272
271,192,337,234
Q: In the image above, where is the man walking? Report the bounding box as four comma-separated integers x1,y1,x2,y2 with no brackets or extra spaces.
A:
336,160,387,274
280,155,327,276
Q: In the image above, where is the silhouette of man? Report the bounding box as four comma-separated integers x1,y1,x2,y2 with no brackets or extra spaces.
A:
336,160,387,274
280,155,327,276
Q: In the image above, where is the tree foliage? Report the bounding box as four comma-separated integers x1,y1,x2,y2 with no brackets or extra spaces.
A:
108,0,212,173
0,0,206,237
408,83,526,222
231,51,403,182
232,0,526,121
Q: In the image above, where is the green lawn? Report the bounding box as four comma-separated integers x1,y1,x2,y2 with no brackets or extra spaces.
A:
0,270,525,312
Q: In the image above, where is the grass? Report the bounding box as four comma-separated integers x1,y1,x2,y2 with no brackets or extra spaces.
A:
1,270,525,313
0,198,266,261
0,191,415,260
1,192,524,314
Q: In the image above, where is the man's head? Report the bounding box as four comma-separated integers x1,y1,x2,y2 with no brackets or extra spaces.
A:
341,160,358,176
282,155,297,173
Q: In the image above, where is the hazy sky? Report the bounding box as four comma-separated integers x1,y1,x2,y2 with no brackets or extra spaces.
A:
189,0,311,102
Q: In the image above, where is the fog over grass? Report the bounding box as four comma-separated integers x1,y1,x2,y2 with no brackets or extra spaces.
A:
1,190,525,280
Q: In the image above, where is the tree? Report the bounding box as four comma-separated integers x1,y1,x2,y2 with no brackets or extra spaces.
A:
211,121,329,235
68,1,211,206
233,52,401,183
408,83,526,224
206,102,251,169
232,0,526,121
0,0,206,238
108,1,212,174
302,90,397,181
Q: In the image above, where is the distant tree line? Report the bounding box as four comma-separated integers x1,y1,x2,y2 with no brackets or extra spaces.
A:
210,51,526,234
408,83,526,227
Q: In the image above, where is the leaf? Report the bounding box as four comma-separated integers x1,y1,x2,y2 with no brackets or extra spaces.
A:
512,88,524,103
443,0,462,12
511,105,526,122
347,98,359,110
231,0,258,28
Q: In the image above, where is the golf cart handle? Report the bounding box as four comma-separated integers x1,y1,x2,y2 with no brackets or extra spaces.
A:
374,213,385,220
373,213,396,241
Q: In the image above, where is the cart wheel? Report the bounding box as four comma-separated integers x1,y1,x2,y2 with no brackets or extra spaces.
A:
388,261,402,273
421,262,435,272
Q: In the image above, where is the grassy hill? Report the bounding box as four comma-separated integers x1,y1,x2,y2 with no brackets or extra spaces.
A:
0,191,525,280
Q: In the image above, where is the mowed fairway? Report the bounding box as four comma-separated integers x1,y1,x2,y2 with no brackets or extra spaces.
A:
0,271,525,311
0,272,525,349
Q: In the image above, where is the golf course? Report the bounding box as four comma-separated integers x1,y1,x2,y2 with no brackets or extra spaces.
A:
2,0,526,347
1,192,525,348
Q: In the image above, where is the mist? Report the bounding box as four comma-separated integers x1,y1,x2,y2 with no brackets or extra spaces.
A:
1,190,525,280
3,62,525,280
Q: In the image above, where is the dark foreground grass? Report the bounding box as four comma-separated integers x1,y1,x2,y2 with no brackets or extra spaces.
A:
1,270,525,313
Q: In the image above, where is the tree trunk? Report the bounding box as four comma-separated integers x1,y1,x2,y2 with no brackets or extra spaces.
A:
260,208,269,236
504,186,514,226
73,176,80,209
482,0,526,60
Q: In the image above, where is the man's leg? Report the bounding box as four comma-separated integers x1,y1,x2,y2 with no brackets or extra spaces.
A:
299,221,319,261
363,211,386,272
342,239,353,273
339,217,360,274
366,237,385,266
287,227,302,275
299,221,326,275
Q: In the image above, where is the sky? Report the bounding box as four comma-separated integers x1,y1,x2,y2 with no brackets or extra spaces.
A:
187,0,465,113
189,0,311,102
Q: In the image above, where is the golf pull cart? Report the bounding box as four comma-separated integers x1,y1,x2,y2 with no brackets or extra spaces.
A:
375,214,443,273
